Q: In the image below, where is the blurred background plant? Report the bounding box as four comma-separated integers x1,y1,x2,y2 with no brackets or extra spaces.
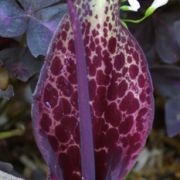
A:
0,0,180,179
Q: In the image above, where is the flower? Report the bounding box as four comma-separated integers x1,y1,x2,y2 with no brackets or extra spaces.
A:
145,0,169,17
150,0,169,9
120,0,140,12
128,0,140,11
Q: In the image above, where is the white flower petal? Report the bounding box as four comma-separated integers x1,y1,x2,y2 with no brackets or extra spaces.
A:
128,0,140,11
151,0,169,9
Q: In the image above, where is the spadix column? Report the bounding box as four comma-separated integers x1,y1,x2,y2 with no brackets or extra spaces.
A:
75,0,120,37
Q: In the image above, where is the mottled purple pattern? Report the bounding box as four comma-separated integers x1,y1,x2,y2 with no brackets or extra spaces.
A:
32,0,154,180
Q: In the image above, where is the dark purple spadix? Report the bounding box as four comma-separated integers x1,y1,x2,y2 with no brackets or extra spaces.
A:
32,0,154,180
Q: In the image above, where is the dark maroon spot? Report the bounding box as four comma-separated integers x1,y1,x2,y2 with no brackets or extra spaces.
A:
118,80,128,97
133,51,139,64
104,22,107,27
105,128,119,147
56,76,73,96
146,87,151,94
93,55,102,67
74,124,80,144
95,150,107,165
43,83,58,108
121,137,128,147
97,70,109,85
50,56,62,75
101,37,107,47
86,46,92,58
71,174,81,180
127,39,134,47
68,73,77,84
138,74,145,88
95,150,107,180
90,41,95,51
104,57,112,74
67,60,75,72
40,113,52,132
95,132,107,149
104,103,121,126
137,121,144,131
127,56,132,63
111,70,119,82
84,35,90,45
129,133,141,143
53,98,71,120
68,39,75,53
97,86,106,99
92,29,99,37
108,23,112,31
138,108,148,117
127,143,141,154
58,153,74,179
61,31,67,41
70,91,78,109
61,116,77,132
120,92,140,114
55,124,70,143
48,135,59,152
122,67,128,76
129,64,139,79
108,146,122,170
105,6,108,14
95,38,99,44
140,91,146,102
119,116,134,134
56,40,63,50
88,63,96,76
93,117,108,135
107,82,118,100
93,95,107,117
106,16,110,22
114,53,125,71
67,146,81,171
108,37,117,53
89,79,96,100
64,22,70,31
60,98,71,114
103,28,108,37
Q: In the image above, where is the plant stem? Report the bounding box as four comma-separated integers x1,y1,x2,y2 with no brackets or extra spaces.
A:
0,128,24,140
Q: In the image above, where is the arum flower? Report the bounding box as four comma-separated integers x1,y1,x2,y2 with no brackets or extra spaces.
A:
32,0,154,179
121,0,140,12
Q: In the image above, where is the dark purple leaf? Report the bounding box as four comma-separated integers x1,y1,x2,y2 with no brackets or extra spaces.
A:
155,12,180,64
0,47,43,81
0,0,67,56
18,0,60,11
165,96,180,137
26,3,67,57
0,0,27,37
151,66,180,98
27,19,53,57
36,4,67,32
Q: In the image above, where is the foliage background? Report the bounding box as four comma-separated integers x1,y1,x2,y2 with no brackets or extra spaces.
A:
0,0,180,179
